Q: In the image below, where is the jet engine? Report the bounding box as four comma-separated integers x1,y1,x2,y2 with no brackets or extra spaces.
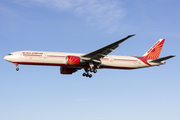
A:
60,66,77,74
66,56,81,65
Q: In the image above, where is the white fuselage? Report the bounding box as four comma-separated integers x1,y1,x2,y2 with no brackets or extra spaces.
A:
4,51,163,70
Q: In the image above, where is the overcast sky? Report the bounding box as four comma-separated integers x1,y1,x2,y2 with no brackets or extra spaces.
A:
1,0,180,120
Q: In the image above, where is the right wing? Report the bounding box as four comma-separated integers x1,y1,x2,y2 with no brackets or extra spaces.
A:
82,34,135,60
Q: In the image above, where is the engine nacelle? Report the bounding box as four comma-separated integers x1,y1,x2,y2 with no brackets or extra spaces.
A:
60,66,77,74
66,56,80,65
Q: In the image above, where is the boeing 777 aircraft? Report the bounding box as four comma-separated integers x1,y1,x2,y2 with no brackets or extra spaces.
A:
4,34,175,78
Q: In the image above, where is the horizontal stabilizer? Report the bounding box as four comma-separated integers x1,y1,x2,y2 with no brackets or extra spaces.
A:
150,55,175,63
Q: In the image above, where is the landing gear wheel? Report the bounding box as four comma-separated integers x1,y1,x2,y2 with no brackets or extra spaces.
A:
83,73,86,76
83,67,97,78
87,68,91,72
93,69,97,73
89,74,92,78
16,68,19,71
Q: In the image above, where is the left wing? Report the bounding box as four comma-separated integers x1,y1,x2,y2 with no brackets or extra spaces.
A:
82,34,135,60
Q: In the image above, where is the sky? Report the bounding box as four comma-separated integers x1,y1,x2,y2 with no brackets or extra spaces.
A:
0,0,180,120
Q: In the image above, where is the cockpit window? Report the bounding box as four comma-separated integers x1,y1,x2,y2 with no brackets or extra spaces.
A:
8,54,12,55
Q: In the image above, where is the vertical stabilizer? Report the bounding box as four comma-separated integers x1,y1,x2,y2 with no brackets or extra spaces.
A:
142,39,165,60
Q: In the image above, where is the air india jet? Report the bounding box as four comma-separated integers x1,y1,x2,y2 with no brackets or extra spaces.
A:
4,34,175,78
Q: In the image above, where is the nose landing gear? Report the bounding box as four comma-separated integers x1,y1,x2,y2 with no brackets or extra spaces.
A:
14,63,19,71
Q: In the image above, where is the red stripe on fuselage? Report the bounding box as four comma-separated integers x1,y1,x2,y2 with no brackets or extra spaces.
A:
99,65,136,70
135,57,151,66
17,62,66,66
16,62,136,70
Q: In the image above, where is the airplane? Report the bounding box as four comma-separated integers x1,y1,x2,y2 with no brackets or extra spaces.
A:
4,34,175,78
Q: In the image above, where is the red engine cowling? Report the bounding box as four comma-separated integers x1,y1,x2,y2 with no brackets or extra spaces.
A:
66,56,80,65
60,66,77,74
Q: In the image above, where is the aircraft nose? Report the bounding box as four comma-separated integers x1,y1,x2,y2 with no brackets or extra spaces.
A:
4,56,7,60
4,55,10,61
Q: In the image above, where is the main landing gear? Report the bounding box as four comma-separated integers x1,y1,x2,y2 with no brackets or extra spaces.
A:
14,63,19,71
82,68,97,78
82,62,100,78
83,72,92,78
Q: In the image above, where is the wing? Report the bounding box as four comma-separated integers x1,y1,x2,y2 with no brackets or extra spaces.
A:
82,34,135,60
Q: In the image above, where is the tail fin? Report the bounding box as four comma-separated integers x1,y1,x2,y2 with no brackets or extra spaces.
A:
142,39,165,60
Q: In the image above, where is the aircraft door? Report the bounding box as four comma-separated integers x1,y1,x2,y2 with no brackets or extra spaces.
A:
109,57,114,62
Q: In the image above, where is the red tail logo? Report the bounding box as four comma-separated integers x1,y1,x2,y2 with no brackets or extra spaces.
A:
142,39,165,60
